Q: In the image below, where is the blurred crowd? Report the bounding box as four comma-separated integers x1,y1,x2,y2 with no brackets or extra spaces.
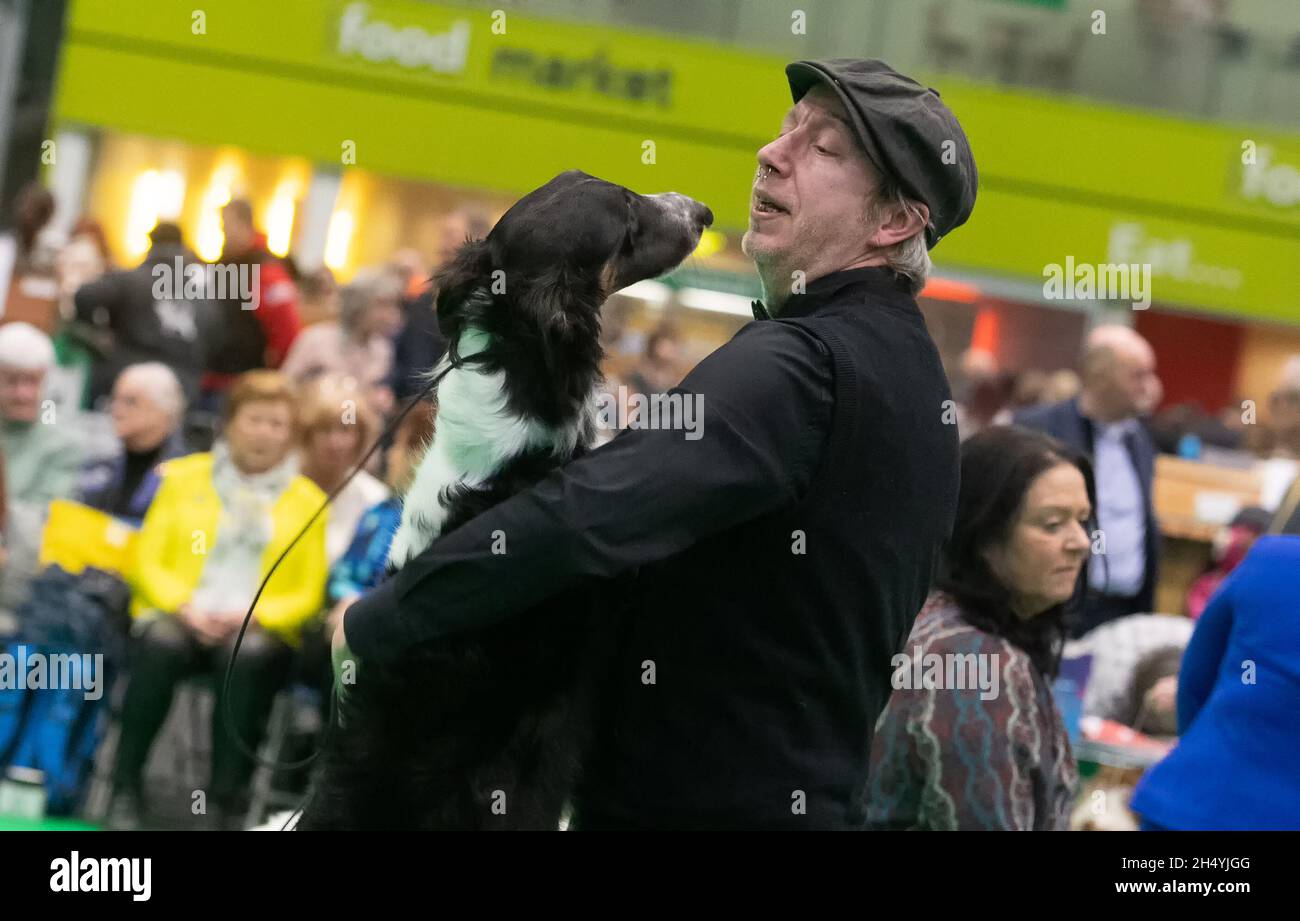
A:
0,179,1297,831
949,338,1300,464
0,182,705,829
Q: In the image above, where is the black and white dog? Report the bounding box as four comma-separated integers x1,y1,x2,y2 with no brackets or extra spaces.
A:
298,171,712,830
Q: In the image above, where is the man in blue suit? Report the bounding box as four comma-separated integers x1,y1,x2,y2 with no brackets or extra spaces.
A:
1016,325,1162,637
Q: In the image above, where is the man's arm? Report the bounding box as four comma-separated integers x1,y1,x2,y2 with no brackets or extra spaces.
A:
344,320,834,667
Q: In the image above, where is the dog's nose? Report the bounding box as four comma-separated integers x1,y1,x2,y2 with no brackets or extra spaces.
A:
695,203,714,229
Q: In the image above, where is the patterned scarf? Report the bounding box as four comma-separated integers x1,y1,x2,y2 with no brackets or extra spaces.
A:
189,440,298,614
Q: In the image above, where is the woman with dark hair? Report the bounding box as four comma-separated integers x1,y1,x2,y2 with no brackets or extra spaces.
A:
868,426,1095,830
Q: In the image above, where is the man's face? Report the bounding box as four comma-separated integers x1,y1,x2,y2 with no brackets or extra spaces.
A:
0,367,46,423
1096,341,1159,419
742,85,878,283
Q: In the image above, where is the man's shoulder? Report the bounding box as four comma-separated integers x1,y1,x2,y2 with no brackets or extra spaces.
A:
675,320,833,437
734,314,826,346
699,318,831,379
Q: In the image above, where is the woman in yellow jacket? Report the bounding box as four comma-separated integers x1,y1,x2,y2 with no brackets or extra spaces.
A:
108,371,329,830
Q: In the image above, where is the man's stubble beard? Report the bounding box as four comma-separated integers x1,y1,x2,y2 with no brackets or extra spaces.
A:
744,227,799,310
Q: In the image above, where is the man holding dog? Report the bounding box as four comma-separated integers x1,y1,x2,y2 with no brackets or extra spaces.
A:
339,59,977,829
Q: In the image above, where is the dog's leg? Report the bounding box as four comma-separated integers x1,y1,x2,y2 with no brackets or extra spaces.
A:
387,437,459,569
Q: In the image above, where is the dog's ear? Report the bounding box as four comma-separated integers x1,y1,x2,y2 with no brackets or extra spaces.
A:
434,239,493,347
516,264,600,338
513,264,604,376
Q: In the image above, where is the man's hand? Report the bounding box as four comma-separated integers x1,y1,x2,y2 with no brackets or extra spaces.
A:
331,617,360,722
326,595,358,636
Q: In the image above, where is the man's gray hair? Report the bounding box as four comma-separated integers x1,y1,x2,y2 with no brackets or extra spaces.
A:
118,362,186,423
0,321,55,372
865,178,932,295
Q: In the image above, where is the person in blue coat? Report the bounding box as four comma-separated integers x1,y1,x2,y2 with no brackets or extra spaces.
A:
1130,535,1300,830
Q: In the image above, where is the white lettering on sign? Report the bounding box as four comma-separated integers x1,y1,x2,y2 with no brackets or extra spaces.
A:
1106,222,1242,291
1241,145,1300,209
338,3,470,74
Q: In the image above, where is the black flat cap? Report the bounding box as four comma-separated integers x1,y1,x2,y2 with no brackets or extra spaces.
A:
785,58,977,249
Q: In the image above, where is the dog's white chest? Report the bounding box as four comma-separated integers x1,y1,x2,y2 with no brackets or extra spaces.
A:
385,330,587,570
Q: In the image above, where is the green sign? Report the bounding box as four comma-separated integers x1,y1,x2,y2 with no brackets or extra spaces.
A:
53,0,1300,323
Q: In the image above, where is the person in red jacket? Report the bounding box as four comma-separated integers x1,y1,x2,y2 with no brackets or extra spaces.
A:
199,199,302,403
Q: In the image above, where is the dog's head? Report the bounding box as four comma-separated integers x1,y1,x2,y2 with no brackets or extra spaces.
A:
440,170,712,312
433,171,712,422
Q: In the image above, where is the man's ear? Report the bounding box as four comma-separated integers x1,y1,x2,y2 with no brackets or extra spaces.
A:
868,199,930,249
434,239,493,345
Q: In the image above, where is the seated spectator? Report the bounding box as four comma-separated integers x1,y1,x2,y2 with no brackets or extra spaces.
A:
0,450,7,575
389,207,492,402
296,266,338,328
325,400,434,634
0,321,82,511
78,363,190,525
72,222,207,407
0,322,85,615
108,370,328,830
280,268,402,416
296,375,389,563
1123,646,1182,738
1067,613,1193,731
868,426,1093,830
1131,536,1300,830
